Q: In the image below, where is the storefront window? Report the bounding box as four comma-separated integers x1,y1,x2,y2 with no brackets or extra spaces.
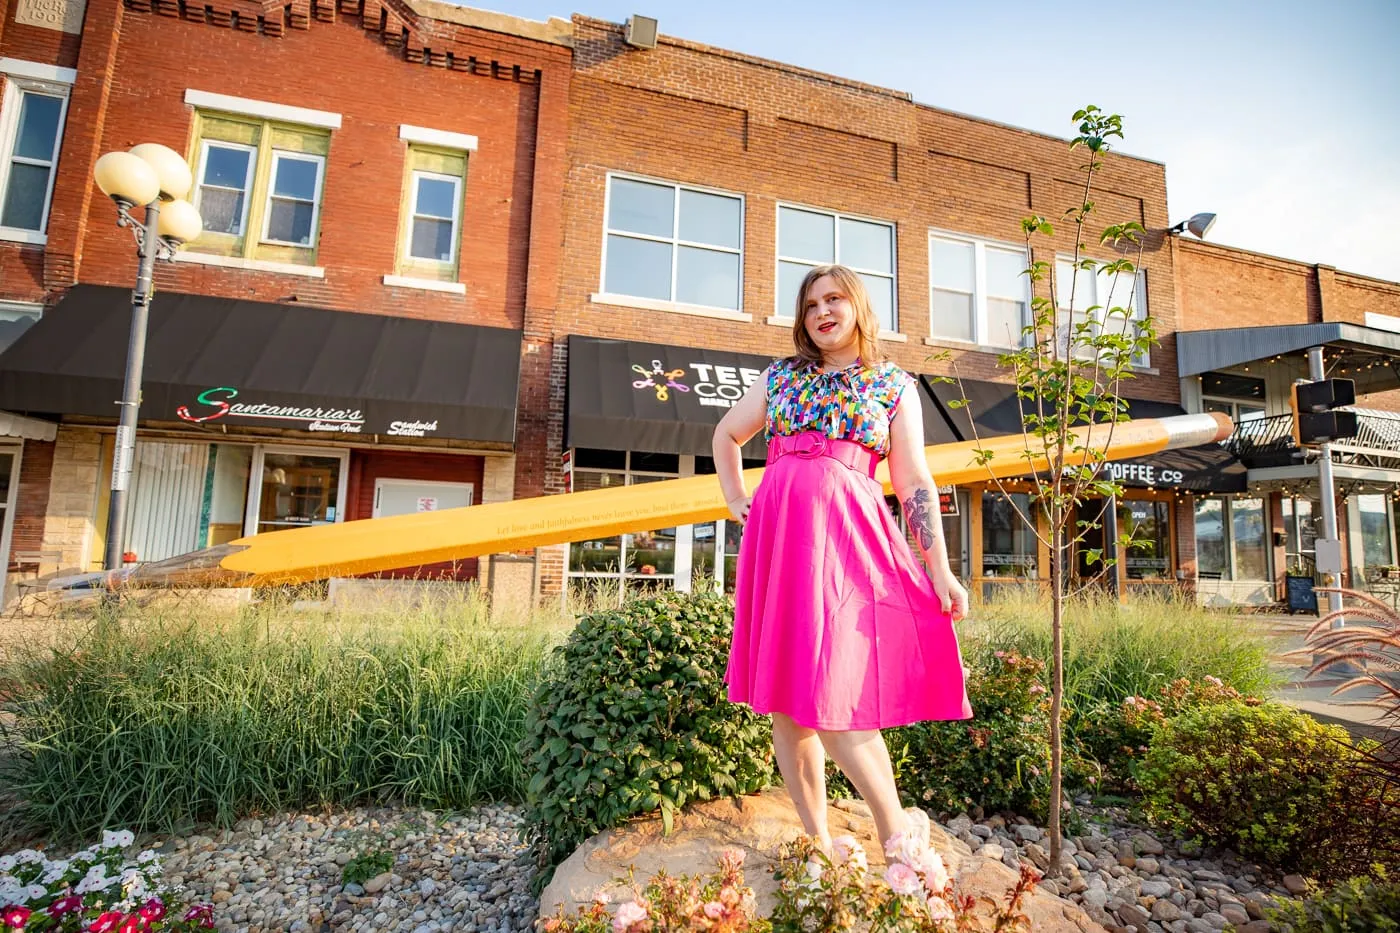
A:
1119,499,1170,580
1195,496,1269,581
982,491,1036,578
568,450,678,603
1357,494,1393,575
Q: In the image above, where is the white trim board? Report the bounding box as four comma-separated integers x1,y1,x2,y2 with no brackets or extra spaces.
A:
399,125,478,151
184,89,342,130
0,59,77,84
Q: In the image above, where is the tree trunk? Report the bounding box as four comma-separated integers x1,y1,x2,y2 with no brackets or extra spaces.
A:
1048,514,1065,876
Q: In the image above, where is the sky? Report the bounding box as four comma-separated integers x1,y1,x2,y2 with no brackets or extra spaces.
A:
476,0,1400,282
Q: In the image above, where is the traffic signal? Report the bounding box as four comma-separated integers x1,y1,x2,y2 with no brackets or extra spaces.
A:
1290,378,1358,446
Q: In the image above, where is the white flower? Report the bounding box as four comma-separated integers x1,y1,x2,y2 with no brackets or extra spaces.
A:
0,856,15,873
42,861,71,885
0,883,21,904
884,830,926,867
612,900,649,932
137,850,159,865
102,830,135,850
884,862,922,896
75,864,112,895
804,858,824,883
593,890,612,905
24,883,48,903
13,850,43,865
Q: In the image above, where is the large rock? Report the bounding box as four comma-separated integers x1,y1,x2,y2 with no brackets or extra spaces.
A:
539,788,1105,931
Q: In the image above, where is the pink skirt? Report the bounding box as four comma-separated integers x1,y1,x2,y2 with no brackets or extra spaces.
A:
725,438,973,731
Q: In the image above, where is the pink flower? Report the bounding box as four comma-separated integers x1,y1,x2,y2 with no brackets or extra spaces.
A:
594,891,612,905
718,885,740,907
703,901,724,919
138,899,165,922
181,904,215,929
916,849,950,892
612,900,648,933
1029,684,1047,695
926,895,954,921
2,906,31,929
47,896,83,917
884,862,923,896
88,914,124,933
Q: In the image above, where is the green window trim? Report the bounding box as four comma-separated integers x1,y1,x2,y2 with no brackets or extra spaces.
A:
186,111,330,266
395,145,469,283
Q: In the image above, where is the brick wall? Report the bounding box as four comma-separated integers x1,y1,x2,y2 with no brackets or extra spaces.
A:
345,447,484,580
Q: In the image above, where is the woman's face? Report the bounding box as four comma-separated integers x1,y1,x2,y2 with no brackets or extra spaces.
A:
803,275,858,358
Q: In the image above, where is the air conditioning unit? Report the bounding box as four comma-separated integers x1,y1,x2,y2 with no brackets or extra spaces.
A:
624,15,658,49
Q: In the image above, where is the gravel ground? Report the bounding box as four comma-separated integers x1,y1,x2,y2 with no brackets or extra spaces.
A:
148,805,539,933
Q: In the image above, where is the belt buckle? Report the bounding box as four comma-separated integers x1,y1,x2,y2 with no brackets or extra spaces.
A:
793,432,828,459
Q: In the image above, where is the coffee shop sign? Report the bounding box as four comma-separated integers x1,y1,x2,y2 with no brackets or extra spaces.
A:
1104,461,1185,487
688,363,763,409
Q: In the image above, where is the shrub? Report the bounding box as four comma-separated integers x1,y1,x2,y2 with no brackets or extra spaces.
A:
966,590,1276,717
0,591,556,842
519,592,776,891
865,651,1052,820
1267,868,1400,933
1075,675,1260,792
1137,701,1351,871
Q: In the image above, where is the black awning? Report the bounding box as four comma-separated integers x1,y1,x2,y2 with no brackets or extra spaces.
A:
0,285,522,444
1177,322,1400,395
567,337,960,458
567,335,775,458
920,375,1247,493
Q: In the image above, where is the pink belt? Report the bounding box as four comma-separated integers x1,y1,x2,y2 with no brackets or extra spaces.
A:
767,431,881,478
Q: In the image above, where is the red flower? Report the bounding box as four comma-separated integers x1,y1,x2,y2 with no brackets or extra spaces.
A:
88,914,124,933
2,906,31,929
182,904,215,928
115,915,150,933
47,897,83,917
138,899,165,923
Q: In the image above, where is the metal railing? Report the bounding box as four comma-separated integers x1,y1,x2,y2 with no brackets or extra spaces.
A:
1224,409,1400,468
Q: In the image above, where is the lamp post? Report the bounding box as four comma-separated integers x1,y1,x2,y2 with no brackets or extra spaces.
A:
92,144,203,573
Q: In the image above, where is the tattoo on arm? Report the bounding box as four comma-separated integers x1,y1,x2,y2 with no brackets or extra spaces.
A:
902,488,935,551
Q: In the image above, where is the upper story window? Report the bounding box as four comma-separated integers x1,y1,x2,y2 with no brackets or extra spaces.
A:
0,60,74,244
601,175,743,313
1200,371,1267,423
1055,258,1151,367
929,233,1028,348
181,91,340,272
777,205,896,332
383,126,477,294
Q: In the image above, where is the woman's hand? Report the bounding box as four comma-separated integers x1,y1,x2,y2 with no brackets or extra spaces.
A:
934,571,969,623
727,495,752,525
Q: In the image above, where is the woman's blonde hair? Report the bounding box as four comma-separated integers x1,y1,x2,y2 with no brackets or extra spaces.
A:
790,264,885,367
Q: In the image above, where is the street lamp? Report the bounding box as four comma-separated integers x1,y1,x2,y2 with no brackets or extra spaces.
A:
92,143,203,573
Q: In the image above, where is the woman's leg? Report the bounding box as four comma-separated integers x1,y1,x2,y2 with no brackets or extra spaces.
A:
771,712,831,849
818,728,910,849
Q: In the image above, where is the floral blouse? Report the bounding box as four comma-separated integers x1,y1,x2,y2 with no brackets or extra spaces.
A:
764,357,915,457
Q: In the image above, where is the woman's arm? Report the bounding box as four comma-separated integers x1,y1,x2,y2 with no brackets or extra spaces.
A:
712,379,767,524
887,379,969,621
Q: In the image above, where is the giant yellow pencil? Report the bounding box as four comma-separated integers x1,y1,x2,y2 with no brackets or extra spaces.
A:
103,413,1231,589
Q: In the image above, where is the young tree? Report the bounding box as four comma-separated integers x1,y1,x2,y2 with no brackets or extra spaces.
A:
939,106,1156,873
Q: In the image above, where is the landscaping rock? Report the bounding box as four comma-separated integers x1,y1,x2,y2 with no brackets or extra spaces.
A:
1281,873,1309,896
1132,832,1165,856
538,788,1103,931
1014,824,1044,844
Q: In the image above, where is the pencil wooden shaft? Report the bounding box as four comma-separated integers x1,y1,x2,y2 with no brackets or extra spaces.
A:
209,414,1229,586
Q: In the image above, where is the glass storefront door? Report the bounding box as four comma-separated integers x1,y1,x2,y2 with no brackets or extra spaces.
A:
246,447,349,535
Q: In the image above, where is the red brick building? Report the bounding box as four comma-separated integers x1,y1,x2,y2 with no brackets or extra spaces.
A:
0,0,571,601
4,2,1395,611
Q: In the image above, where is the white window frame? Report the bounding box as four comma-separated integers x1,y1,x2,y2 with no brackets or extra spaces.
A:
773,202,899,335
372,478,474,518
260,150,325,248
1195,495,1271,582
1054,257,1150,368
0,70,72,245
595,172,747,318
403,170,463,268
927,231,1031,350
193,138,257,238
242,444,350,536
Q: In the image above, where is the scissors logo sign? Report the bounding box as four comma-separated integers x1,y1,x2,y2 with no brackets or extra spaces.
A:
632,359,690,402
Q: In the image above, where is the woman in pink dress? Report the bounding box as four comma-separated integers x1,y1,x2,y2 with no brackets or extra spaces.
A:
712,263,973,852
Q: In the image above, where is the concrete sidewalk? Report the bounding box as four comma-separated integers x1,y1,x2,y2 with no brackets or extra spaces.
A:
1250,613,1397,745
